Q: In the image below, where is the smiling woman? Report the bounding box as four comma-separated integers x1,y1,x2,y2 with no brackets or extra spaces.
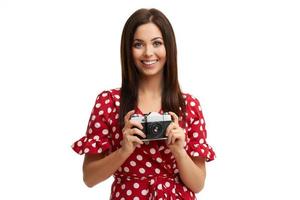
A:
71,8,215,200
132,23,166,78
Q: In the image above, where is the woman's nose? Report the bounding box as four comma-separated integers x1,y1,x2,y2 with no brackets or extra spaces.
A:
144,46,154,57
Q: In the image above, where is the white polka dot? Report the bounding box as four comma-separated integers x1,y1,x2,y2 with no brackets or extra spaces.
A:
105,99,110,104
146,162,152,168
159,146,165,151
115,114,119,119
201,149,205,153
93,135,99,141
155,168,160,174
97,148,102,153
200,126,203,131
116,101,120,106
130,161,136,167
190,101,196,106
190,191,194,197
139,168,145,174
157,184,163,190
156,157,162,163
194,152,199,156
141,189,148,195
98,110,104,115
107,107,112,113
102,92,108,97
193,120,199,125
115,133,120,139
193,132,198,138
150,148,156,154
124,167,129,172
92,143,96,148
84,148,89,153
150,179,155,185
94,122,100,128
165,181,170,187
87,129,93,135
114,94,120,99
102,129,109,135
137,155,143,161
115,192,120,197
112,126,116,132
172,188,176,193
91,115,96,120
96,103,101,108
126,190,132,196
200,138,204,144
133,197,139,200
183,186,188,191
164,149,171,154
174,169,179,173
120,198,125,200
200,118,204,124
76,141,82,147
121,184,126,189
198,105,202,111
133,183,139,188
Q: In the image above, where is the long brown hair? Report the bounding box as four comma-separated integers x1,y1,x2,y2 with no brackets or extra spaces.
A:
119,8,186,127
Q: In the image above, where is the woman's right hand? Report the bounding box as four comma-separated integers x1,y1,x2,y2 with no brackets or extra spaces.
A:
120,110,146,155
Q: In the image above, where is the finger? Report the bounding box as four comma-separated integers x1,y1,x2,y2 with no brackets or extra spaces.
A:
129,119,144,130
165,122,176,137
167,130,174,145
124,110,135,124
130,135,144,145
131,128,146,138
171,131,180,144
168,111,179,125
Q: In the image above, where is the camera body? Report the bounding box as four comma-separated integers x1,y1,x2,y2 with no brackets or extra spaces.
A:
130,112,172,141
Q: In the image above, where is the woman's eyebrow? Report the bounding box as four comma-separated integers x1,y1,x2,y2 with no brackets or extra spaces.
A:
133,37,163,42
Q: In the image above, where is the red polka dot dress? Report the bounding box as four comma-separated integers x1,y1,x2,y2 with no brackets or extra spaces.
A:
72,88,216,200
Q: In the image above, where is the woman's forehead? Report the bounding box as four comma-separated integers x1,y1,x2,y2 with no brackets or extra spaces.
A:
133,23,163,40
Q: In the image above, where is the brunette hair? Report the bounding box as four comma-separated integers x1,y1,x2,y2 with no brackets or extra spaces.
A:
119,8,186,127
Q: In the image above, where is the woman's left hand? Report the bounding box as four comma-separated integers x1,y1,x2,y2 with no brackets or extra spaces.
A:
165,112,186,153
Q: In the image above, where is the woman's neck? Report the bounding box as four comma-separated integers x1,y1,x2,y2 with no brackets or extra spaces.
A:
138,74,163,98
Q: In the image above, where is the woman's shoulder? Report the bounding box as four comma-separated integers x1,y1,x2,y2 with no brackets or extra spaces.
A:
94,88,121,106
96,88,121,99
181,92,201,104
181,91,204,114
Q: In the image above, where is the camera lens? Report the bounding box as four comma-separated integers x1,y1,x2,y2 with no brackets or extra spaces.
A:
150,123,162,135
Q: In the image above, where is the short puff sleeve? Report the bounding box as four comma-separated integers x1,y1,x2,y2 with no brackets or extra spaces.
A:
71,90,113,155
185,95,216,161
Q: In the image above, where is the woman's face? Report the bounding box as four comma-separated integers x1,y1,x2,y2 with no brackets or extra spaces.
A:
132,23,166,79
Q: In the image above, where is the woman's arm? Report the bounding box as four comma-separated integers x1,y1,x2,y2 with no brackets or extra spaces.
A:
82,110,146,187
172,149,206,193
82,148,131,187
166,112,206,193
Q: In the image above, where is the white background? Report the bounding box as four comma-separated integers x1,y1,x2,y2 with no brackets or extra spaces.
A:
1,0,300,199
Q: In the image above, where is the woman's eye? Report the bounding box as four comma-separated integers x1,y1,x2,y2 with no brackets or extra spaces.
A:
133,43,143,48
153,41,162,47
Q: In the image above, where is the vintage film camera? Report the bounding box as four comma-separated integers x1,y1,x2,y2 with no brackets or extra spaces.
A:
130,112,172,141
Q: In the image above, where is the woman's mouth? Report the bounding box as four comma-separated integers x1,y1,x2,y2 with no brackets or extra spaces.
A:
141,59,158,66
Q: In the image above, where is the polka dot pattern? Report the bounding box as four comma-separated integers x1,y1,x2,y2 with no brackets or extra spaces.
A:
72,88,215,199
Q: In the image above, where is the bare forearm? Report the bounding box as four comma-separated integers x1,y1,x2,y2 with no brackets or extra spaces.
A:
83,148,130,187
173,149,206,193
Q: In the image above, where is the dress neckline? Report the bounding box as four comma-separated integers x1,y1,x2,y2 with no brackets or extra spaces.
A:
136,106,163,115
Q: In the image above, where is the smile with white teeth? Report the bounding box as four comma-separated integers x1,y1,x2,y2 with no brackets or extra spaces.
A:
142,60,158,65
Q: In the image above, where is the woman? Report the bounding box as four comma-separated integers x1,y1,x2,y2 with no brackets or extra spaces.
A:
72,8,215,200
